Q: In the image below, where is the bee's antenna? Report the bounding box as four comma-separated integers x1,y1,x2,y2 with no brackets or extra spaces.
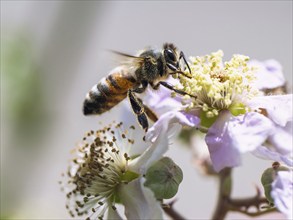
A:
179,51,192,75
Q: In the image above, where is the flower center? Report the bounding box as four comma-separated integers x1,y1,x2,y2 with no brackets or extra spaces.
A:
63,123,139,219
175,50,259,122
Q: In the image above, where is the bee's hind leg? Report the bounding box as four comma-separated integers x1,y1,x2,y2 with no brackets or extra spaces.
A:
138,97,158,123
127,90,149,132
137,113,149,132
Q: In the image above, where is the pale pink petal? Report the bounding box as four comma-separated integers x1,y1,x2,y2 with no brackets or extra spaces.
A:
144,111,200,142
249,59,285,90
247,94,292,127
206,111,274,172
252,146,293,167
269,121,293,156
271,171,293,219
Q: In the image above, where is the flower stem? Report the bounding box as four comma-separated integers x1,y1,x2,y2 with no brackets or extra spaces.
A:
212,168,232,220
211,168,276,220
227,186,276,217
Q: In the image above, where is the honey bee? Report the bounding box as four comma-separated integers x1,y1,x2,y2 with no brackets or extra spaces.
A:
83,43,193,132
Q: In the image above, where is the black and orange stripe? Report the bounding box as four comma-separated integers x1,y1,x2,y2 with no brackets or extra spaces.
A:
83,67,138,115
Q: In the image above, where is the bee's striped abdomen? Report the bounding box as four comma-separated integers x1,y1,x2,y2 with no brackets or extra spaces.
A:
83,67,137,115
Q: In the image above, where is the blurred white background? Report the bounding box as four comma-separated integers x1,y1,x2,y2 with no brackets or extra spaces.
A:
1,1,292,219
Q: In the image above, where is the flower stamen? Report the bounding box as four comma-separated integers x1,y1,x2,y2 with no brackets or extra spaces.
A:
176,50,260,124
61,123,140,219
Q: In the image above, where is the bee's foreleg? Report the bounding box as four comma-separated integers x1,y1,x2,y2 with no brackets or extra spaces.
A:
159,81,197,99
128,90,149,132
170,71,192,79
179,51,192,74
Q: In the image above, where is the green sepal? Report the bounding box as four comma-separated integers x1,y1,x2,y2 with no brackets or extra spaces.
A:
110,194,121,205
261,165,289,204
144,157,183,199
199,111,218,130
114,170,140,204
120,170,140,182
229,102,246,116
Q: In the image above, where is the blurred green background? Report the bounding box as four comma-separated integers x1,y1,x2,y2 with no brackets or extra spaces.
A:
1,1,292,219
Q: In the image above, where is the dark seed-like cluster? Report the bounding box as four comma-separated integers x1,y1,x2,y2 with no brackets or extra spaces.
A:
60,122,136,219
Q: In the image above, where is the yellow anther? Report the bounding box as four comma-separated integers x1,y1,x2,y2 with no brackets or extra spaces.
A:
206,111,214,118
176,50,259,116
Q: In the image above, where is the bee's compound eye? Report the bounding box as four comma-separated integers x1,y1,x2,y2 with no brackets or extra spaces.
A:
165,49,176,62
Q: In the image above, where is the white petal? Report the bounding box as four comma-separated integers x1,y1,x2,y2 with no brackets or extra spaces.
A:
205,111,242,172
248,94,293,126
205,111,274,172
249,59,285,90
119,180,163,219
145,111,200,142
252,146,293,167
107,206,123,220
130,111,199,173
228,112,274,153
144,86,183,116
119,103,150,156
269,121,293,156
129,124,170,173
271,171,293,219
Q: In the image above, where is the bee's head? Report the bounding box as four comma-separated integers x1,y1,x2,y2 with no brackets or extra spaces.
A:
163,43,180,72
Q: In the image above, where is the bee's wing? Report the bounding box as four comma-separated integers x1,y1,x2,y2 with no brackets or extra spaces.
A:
109,50,144,69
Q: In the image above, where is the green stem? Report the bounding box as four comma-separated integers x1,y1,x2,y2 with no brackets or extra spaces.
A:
211,168,232,220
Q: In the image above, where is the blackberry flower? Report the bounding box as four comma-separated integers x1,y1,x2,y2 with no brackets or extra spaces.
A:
61,122,173,219
146,51,292,172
